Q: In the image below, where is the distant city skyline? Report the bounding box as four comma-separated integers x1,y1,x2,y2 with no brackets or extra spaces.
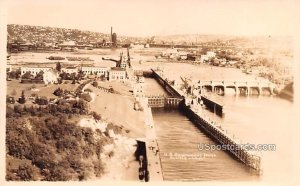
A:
6,0,297,37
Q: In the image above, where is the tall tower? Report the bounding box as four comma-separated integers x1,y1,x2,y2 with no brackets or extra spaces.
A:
110,26,117,48
111,26,113,43
112,33,117,48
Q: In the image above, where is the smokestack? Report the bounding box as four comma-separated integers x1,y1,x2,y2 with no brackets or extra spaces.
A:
111,27,113,42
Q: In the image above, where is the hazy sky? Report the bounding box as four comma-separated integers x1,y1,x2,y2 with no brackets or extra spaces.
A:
5,0,298,37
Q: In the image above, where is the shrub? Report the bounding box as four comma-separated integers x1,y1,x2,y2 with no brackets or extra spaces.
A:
93,160,105,177
35,97,49,105
53,88,63,97
80,93,92,102
16,164,34,181
92,81,98,87
18,91,26,104
92,111,101,121
84,88,92,93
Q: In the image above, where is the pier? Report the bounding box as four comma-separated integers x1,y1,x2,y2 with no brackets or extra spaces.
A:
179,101,262,172
151,69,183,97
200,95,223,117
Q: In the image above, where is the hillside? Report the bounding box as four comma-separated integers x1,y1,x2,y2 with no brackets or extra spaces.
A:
7,24,143,45
6,107,123,181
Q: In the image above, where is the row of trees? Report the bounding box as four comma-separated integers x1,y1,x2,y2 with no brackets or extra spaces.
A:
6,97,89,118
7,69,21,79
7,70,44,80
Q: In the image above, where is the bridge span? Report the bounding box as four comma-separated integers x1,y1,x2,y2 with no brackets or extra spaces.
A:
198,80,275,95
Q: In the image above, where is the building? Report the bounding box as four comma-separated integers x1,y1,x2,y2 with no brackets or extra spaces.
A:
109,67,126,81
207,51,216,58
43,69,59,84
162,48,179,58
81,66,109,78
133,83,144,96
187,54,201,61
137,75,145,83
62,66,78,74
200,55,209,62
111,27,117,48
21,67,52,76
120,60,127,69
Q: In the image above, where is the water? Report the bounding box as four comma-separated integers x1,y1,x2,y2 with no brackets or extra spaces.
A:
144,78,170,97
149,85,294,182
152,108,260,181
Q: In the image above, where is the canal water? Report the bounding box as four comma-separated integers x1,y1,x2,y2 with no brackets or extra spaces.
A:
146,77,295,182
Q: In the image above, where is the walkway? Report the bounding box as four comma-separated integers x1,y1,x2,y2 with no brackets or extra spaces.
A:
140,98,164,181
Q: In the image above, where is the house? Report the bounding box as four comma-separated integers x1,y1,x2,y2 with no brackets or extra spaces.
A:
200,55,209,63
62,66,78,74
137,75,145,83
21,66,52,76
161,48,179,58
207,51,216,58
81,66,109,78
187,54,201,61
109,67,126,81
43,69,59,84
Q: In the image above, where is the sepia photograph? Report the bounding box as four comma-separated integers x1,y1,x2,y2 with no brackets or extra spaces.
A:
1,0,299,185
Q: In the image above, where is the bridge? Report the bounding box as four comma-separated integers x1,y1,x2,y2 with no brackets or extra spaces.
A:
197,80,275,95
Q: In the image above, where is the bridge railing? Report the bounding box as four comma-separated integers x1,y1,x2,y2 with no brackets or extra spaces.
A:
197,80,274,88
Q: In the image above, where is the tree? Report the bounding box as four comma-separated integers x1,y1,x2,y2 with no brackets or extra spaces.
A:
35,71,44,80
53,88,63,97
80,93,92,102
18,90,26,104
77,70,84,81
60,72,68,80
35,96,49,105
92,111,101,121
92,81,98,87
72,77,76,84
56,62,61,72
100,74,106,81
16,164,34,181
21,72,33,80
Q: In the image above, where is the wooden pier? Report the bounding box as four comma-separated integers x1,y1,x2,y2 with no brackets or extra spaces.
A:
201,95,223,117
179,101,262,173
